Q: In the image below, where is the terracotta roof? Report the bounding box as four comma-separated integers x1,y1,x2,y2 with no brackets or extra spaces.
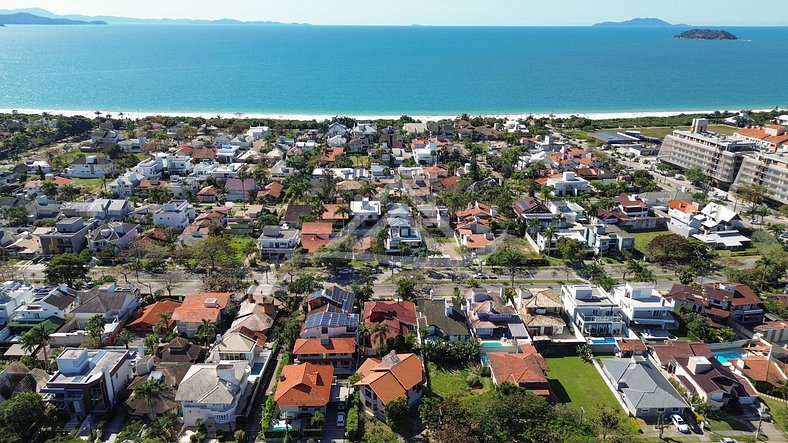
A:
321,204,350,221
668,283,762,307
737,356,785,383
258,181,284,199
736,127,769,140
171,292,231,323
274,363,333,407
650,341,712,366
466,234,493,249
617,339,647,353
364,301,418,344
301,236,331,253
488,351,550,388
355,352,425,406
668,199,699,214
293,337,356,355
301,222,333,236
197,185,218,196
321,147,344,162
127,299,181,332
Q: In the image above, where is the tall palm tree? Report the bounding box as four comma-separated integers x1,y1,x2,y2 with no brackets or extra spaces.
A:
197,320,217,345
336,205,354,232
134,378,165,421
370,323,390,354
356,323,371,357
21,325,51,368
237,169,249,209
114,329,136,350
543,227,557,257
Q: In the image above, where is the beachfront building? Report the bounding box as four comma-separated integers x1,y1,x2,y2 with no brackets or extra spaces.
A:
658,119,756,189
730,152,788,206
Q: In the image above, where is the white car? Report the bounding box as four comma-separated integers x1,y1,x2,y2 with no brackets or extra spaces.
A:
671,414,690,433
719,438,738,443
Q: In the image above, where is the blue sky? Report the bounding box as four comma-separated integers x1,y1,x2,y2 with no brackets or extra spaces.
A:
3,0,787,26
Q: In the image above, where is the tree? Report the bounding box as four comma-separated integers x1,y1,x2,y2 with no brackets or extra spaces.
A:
21,324,51,367
543,226,557,257
556,237,584,264
684,167,707,185
351,283,374,307
385,397,410,434
310,411,325,428
736,183,766,210
2,206,29,227
197,319,217,345
654,414,671,439
59,184,81,201
489,247,527,286
288,274,322,297
0,392,47,443
114,329,135,350
134,378,165,421
371,323,390,352
40,180,58,198
85,314,106,348
646,234,705,269
44,253,88,287
395,277,417,301
593,403,622,440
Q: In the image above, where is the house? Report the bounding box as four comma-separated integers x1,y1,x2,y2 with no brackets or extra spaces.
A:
91,130,124,145
561,284,626,338
126,299,181,336
66,156,114,178
209,330,265,363
512,197,555,226
153,200,194,231
465,288,528,339
0,362,48,401
257,181,285,203
211,163,244,180
87,222,139,252
118,138,146,153
274,363,334,420
671,355,757,411
172,292,232,338
412,139,438,165
300,222,333,253
70,284,141,337
269,159,293,178
610,283,676,330
487,345,552,398
455,202,507,228
11,284,76,323
327,122,350,139
612,194,650,218
225,178,258,202
39,217,97,256
355,352,425,419
321,204,351,227
176,361,250,429
601,356,688,418
515,288,566,338
109,172,145,197
668,201,749,249
61,199,132,220
197,185,219,203
41,348,133,420
583,224,635,256
306,286,355,313
301,312,359,339
126,362,187,419
666,282,764,327
230,299,277,339
292,337,356,375
616,339,648,358
0,282,35,325
350,198,382,227
731,352,788,393
416,298,471,343
754,321,788,343
281,204,313,226
546,171,591,196
385,214,422,253
152,337,205,365
247,125,270,140
363,301,418,350
257,225,301,261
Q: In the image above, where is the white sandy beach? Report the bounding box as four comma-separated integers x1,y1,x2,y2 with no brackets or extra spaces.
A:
0,107,775,122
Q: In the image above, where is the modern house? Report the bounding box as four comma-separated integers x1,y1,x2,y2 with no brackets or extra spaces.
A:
66,156,114,178
416,298,471,343
0,281,35,326
39,217,97,256
583,224,635,256
546,171,591,196
666,282,764,327
350,198,382,227
257,225,301,260
70,284,141,338
561,284,626,338
153,200,194,231
306,286,355,314
355,352,425,419
87,222,139,252
274,363,334,421
609,283,676,330
601,356,688,418
10,284,76,323
42,348,134,420
176,361,250,429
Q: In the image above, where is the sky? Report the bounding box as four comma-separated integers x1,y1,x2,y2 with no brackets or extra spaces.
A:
2,0,787,26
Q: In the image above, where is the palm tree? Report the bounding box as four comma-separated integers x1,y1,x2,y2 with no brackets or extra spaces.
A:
356,323,371,357
336,205,354,232
370,323,390,354
197,320,217,345
157,311,173,335
114,329,136,350
134,378,165,421
767,223,786,239
21,325,51,368
543,227,557,257
237,169,249,209
500,248,526,286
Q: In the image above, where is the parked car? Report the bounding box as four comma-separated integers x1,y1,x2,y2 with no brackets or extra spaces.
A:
671,414,690,433
336,412,346,427
719,438,738,443
338,268,354,275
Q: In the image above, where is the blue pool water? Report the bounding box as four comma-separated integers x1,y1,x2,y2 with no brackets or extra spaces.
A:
591,337,616,344
480,341,506,348
713,350,744,364
250,363,264,376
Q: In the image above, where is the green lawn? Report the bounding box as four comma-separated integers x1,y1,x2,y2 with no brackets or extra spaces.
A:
544,356,621,412
349,154,369,167
71,177,106,193
761,396,788,436
428,362,493,399
630,231,667,255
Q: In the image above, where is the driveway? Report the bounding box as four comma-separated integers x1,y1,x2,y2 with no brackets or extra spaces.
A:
321,402,348,443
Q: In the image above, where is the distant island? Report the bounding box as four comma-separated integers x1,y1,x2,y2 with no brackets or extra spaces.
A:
675,29,737,40
592,17,689,27
0,12,105,25
0,8,305,26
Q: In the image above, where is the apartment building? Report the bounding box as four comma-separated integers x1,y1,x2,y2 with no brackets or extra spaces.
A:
658,119,756,189
731,152,788,206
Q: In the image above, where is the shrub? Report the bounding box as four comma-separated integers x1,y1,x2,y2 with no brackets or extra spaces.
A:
466,374,482,389
629,416,642,434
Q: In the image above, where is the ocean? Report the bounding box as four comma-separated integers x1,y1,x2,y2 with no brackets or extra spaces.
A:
0,24,787,116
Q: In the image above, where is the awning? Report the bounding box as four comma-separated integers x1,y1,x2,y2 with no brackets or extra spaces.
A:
507,322,529,338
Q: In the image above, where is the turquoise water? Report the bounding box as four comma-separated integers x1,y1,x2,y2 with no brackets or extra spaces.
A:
713,349,743,364
1,25,787,115
591,337,616,344
250,362,264,376
480,341,506,348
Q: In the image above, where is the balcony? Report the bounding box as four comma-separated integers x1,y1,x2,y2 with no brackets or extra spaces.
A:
579,312,623,323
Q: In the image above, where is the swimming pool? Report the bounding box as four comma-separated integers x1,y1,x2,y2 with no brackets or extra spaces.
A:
480,341,506,348
590,337,616,345
250,363,264,376
713,350,743,364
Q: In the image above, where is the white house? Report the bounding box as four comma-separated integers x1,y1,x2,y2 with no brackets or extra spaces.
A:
247,126,270,140
118,138,147,153
153,200,194,231
609,283,676,330
109,172,145,197
176,362,250,428
209,331,264,363
66,156,114,178
0,281,35,324
546,171,591,196
412,140,438,165
257,225,301,261
561,284,627,338
11,285,76,323
350,198,381,226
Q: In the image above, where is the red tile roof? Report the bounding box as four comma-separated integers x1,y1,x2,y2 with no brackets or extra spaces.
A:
488,352,550,391
355,352,425,406
668,199,700,214
321,204,350,221
301,222,333,236
617,339,647,353
364,301,418,345
301,236,331,253
293,337,356,355
171,292,231,324
127,299,181,333
274,363,333,407
650,341,711,366
465,234,493,250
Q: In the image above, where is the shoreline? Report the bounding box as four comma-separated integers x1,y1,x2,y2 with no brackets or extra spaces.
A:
0,107,778,122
